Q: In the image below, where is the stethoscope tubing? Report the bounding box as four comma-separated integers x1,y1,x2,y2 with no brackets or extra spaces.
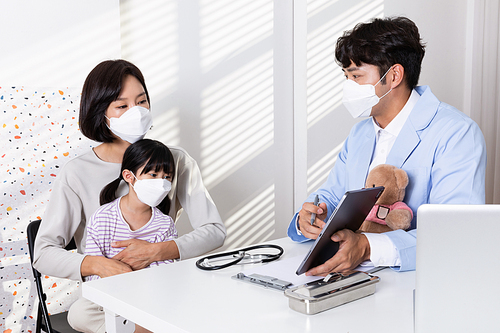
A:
195,244,284,271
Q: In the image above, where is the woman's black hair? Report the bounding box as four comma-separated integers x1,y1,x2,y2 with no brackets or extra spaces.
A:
100,139,175,215
335,17,426,90
79,59,150,143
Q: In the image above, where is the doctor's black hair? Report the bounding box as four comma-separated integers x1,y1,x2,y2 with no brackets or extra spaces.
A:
100,139,175,215
335,16,426,90
79,59,151,143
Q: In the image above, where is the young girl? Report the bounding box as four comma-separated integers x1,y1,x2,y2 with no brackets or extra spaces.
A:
85,138,178,281
34,60,225,332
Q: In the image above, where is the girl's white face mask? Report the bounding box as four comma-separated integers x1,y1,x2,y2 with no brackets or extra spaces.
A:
342,66,393,118
131,172,171,207
106,106,153,143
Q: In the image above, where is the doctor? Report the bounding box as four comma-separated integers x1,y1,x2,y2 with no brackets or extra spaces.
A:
288,16,486,275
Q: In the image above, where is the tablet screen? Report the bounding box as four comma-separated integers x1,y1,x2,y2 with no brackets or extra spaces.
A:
296,186,384,275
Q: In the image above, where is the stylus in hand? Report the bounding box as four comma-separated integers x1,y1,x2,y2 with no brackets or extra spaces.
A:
310,194,320,225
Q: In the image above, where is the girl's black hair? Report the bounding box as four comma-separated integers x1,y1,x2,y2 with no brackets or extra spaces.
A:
100,139,175,215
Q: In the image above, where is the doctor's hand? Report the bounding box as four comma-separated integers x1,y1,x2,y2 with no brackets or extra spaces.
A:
112,239,180,270
297,202,328,239
305,229,371,276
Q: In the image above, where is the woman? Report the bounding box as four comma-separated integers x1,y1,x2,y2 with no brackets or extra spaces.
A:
33,60,226,332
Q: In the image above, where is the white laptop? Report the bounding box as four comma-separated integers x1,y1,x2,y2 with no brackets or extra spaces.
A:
414,204,500,333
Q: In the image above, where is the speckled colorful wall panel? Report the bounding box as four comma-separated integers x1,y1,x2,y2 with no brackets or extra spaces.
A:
1,86,94,333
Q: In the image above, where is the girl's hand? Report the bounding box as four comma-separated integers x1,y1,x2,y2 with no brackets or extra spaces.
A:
111,239,180,270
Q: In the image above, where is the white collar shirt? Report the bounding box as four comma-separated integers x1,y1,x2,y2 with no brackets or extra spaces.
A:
364,89,420,268
369,89,420,172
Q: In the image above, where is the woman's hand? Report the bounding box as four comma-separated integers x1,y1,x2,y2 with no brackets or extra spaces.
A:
81,255,133,279
111,239,180,270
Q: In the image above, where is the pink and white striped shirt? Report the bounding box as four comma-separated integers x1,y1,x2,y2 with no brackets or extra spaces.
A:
84,197,177,281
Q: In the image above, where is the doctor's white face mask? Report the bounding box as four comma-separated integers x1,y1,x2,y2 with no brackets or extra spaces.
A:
106,105,153,143
342,66,393,118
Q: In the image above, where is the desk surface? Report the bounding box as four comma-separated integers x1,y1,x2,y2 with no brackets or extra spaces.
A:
83,237,415,333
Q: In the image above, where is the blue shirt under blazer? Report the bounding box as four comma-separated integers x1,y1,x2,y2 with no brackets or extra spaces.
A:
288,85,487,271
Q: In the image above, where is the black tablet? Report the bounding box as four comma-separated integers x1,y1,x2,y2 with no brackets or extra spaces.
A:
296,186,384,275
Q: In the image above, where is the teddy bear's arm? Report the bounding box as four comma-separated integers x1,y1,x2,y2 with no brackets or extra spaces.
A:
385,209,412,230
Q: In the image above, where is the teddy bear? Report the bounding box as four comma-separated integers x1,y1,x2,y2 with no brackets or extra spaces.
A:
358,164,413,233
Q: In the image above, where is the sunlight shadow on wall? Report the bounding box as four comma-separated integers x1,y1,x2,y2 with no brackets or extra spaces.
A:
199,0,273,73
121,0,179,97
199,0,274,189
196,0,278,252
0,2,120,87
200,55,274,189
306,0,384,128
223,185,275,250
149,107,181,146
307,0,341,17
307,142,344,194
306,0,384,195
120,0,180,146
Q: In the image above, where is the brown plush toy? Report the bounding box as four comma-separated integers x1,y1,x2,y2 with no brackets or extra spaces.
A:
358,164,413,233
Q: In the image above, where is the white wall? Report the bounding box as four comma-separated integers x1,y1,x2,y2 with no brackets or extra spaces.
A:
119,0,296,248
385,0,469,113
304,0,384,200
0,0,121,86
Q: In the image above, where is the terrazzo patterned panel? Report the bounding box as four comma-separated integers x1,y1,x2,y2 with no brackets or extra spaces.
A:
1,87,94,333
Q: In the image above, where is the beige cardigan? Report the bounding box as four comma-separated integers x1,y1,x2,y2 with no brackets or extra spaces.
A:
33,146,226,282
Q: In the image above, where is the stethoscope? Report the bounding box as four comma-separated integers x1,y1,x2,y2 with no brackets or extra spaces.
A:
195,244,284,271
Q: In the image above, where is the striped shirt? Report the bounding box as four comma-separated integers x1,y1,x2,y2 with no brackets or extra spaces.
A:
84,197,177,281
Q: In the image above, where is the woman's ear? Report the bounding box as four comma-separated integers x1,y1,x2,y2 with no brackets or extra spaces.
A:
122,169,134,185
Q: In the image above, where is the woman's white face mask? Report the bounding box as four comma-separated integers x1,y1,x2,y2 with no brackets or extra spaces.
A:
342,66,393,118
106,105,153,143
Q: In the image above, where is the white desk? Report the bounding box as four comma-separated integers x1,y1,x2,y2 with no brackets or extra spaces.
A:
83,238,415,333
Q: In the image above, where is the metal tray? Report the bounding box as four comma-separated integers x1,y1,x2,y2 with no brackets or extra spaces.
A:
284,271,380,315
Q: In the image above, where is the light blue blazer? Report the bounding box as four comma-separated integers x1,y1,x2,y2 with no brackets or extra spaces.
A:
288,86,487,271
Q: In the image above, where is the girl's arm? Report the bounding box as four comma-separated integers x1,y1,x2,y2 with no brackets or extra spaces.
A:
83,214,133,279
111,214,179,269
